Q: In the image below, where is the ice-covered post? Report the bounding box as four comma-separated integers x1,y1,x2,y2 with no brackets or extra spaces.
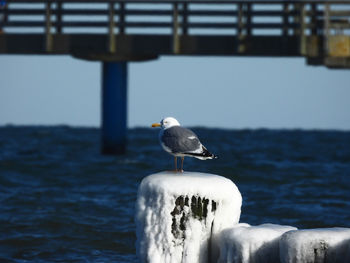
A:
135,172,242,263
217,223,297,263
280,228,350,263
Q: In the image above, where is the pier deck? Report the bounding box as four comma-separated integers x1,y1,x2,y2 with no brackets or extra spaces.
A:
1,0,350,67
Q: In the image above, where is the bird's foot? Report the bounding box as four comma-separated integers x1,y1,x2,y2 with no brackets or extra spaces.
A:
166,170,179,173
165,169,183,173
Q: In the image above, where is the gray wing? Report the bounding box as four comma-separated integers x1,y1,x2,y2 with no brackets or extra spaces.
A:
161,126,202,154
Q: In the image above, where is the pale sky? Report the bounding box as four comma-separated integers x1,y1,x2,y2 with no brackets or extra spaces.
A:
0,55,349,130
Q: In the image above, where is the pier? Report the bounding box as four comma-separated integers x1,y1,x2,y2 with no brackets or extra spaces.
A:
1,0,350,154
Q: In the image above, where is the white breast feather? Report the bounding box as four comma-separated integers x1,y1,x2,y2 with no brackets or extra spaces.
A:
161,142,173,154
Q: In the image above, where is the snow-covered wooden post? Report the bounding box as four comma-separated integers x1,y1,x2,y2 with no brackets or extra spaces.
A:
217,223,297,263
280,228,350,263
135,172,242,263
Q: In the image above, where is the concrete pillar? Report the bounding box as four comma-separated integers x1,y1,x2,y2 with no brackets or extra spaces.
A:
101,62,127,155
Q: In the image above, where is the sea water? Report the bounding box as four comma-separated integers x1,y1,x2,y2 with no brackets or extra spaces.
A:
0,126,349,262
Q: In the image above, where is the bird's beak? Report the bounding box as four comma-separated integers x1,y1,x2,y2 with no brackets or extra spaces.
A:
151,123,161,128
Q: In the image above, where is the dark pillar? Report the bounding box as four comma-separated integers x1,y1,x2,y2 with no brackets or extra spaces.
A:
101,62,127,154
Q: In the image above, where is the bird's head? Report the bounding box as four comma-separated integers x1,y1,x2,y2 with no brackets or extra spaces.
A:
152,117,180,129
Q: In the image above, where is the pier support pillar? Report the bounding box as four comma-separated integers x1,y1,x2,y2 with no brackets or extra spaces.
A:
101,62,127,155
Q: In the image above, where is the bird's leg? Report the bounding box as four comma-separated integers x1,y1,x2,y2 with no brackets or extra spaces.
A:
174,156,177,172
180,157,184,173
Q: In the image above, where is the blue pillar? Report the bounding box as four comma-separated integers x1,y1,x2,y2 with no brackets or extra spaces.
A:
101,62,127,155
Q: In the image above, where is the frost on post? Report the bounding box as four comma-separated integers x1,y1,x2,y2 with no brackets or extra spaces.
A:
217,223,297,263
280,228,350,263
135,172,242,263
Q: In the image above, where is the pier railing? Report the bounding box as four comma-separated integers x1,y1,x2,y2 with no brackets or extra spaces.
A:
1,0,350,66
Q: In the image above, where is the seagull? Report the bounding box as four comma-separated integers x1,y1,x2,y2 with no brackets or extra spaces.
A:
152,117,217,172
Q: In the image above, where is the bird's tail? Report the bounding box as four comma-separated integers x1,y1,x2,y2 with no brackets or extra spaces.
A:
184,146,218,160
203,146,218,160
